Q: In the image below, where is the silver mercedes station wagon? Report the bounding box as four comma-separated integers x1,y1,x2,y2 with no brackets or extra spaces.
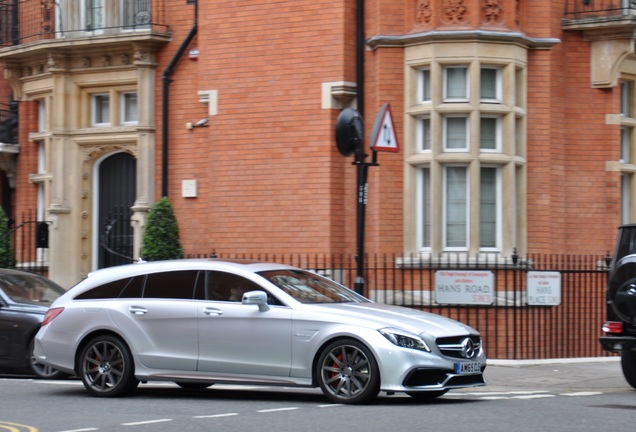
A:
35,259,486,404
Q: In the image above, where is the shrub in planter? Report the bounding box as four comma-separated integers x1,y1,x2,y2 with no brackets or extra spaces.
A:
141,197,183,261
0,207,16,268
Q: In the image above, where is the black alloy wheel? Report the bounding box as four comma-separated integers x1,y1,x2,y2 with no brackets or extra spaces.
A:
316,338,380,404
79,335,139,397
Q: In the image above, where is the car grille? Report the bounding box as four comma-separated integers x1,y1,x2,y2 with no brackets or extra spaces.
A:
435,335,482,359
403,368,486,387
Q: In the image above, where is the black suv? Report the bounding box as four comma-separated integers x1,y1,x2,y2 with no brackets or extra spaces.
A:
601,223,636,388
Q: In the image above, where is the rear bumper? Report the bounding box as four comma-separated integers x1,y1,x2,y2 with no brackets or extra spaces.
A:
600,335,636,353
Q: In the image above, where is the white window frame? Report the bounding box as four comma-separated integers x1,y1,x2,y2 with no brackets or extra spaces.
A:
418,166,431,250
480,66,502,103
122,0,152,31
622,80,633,117
443,115,469,151
37,100,46,133
82,0,105,33
479,166,502,251
419,68,431,103
443,165,469,250
480,115,502,152
121,92,138,125
622,173,632,225
443,66,469,102
92,94,110,126
417,117,431,152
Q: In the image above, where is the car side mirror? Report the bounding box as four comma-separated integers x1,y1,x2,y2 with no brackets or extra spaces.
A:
241,290,270,312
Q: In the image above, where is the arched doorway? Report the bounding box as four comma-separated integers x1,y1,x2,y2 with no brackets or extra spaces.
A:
96,152,136,269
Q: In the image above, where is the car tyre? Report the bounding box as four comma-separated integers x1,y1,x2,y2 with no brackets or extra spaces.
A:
79,335,139,397
621,350,636,389
27,338,69,380
316,338,380,404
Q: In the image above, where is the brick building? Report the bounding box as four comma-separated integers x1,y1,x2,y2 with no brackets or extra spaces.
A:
0,0,630,287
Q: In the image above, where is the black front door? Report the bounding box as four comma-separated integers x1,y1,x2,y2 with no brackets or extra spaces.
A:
97,152,136,269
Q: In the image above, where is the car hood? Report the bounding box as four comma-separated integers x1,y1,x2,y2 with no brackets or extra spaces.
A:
303,302,479,338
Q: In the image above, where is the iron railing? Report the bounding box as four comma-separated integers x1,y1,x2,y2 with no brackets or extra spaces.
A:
0,0,169,48
192,251,612,361
564,0,636,20
0,102,18,144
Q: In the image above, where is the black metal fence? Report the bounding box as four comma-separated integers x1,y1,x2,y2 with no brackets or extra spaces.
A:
1,216,613,360
198,251,612,361
0,102,18,144
0,0,169,47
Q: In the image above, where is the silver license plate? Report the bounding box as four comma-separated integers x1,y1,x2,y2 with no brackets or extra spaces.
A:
455,361,481,375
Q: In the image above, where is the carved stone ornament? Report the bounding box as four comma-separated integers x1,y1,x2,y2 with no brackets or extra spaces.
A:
81,57,92,68
482,0,503,25
416,0,432,26
101,55,111,67
442,0,469,25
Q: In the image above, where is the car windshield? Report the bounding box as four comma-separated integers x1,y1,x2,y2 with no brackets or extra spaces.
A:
258,269,369,304
0,273,65,305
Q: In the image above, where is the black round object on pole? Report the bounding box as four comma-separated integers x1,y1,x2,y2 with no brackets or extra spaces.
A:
335,108,363,157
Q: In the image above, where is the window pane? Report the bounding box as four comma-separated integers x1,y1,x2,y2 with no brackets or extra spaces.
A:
421,168,431,248
420,117,431,150
86,0,104,30
480,167,497,248
481,68,498,100
622,126,631,163
421,69,431,102
622,174,632,224
122,93,138,123
93,94,110,124
144,271,199,300
445,117,467,149
622,80,632,117
445,67,467,100
480,117,498,150
123,0,152,29
445,167,467,248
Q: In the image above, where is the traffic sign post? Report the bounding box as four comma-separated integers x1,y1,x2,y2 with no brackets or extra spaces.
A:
335,104,398,295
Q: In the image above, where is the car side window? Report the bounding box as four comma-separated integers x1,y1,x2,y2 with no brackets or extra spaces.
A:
143,271,200,300
74,276,142,300
205,271,284,306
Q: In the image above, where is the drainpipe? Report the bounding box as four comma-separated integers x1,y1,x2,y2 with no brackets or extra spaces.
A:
356,0,364,117
161,2,198,198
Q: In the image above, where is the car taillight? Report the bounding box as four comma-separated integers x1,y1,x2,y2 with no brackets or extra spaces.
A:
602,321,623,334
42,307,64,326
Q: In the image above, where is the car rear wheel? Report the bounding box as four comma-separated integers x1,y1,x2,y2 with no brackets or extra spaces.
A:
621,350,636,389
27,338,68,380
316,338,380,404
79,335,139,397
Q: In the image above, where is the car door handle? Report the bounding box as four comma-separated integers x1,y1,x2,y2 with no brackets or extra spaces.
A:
128,306,148,315
203,307,223,316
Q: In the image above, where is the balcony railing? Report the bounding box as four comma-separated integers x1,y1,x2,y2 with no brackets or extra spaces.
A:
564,0,636,21
0,103,18,145
0,0,169,48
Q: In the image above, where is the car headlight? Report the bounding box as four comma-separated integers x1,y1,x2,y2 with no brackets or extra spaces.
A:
379,328,431,352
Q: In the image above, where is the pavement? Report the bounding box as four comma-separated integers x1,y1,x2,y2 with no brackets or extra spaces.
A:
482,357,627,393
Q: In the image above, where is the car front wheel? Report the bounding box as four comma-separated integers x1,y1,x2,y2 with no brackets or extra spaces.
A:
316,338,380,404
621,350,636,389
79,335,139,397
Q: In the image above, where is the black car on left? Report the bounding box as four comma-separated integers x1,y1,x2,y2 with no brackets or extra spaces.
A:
0,268,67,378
